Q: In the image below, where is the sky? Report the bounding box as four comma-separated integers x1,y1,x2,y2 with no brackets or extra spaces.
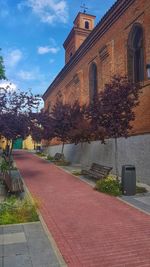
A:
0,0,116,97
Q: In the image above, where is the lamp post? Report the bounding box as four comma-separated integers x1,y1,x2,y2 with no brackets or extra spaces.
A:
146,64,150,79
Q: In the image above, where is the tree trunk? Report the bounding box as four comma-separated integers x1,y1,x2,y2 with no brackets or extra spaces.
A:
61,142,64,155
114,138,119,180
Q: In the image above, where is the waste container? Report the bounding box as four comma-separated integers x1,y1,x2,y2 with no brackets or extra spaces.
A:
121,165,136,196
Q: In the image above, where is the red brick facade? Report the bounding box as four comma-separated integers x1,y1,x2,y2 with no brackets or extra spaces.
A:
43,0,150,135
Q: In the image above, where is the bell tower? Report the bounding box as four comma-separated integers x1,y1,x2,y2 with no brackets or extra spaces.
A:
63,12,96,64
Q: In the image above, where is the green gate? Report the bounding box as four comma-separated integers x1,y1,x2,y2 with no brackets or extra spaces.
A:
13,138,23,149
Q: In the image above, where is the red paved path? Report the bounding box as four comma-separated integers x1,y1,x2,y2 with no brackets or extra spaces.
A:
14,151,150,267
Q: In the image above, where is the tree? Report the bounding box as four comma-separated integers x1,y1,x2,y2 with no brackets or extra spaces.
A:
69,103,105,145
0,50,6,80
89,75,141,177
0,87,41,163
50,100,78,154
30,110,54,146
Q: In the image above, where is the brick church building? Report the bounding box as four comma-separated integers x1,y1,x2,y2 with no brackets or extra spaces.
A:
43,0,150,184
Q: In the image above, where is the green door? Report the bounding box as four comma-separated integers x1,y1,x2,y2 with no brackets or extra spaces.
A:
13,138,23,149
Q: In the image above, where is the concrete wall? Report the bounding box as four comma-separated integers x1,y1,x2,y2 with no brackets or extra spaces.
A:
46,134,150,185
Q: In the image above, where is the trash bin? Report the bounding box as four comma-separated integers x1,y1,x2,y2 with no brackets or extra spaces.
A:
121,165,136,196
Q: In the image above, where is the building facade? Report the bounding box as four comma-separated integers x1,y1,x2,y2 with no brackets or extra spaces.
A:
43,0,150,184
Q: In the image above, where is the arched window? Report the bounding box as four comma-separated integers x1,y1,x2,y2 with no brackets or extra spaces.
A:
85,21,89,29
127,24,144,82
89,63,98,102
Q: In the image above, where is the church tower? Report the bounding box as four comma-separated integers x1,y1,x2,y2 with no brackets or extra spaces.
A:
63,12,96,64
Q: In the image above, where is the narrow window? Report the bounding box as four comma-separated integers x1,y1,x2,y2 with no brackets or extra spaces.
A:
89,63,98,103
127,24,144,82
85,21,89,29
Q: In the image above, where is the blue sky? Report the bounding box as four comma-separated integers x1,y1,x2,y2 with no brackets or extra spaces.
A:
0,0,116,96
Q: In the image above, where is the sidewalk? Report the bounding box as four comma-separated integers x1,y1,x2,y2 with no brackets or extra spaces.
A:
0,222,64,267
14,151,150,267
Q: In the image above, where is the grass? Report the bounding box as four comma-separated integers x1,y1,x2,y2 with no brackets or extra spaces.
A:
0,196,39,225
136,185,147,194
71,170,82,176
35,152,46,157
54,160,70,166
47,155,54,161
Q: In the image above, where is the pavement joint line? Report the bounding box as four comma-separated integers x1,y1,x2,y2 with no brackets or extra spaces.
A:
21,174,67,267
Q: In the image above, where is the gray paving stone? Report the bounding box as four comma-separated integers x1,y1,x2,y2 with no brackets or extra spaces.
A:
25,229,46,239
1,223,64,267
28,237,54,254
0,257,2,267
23,223,42,233
3,232,26,245
3,225,24,234
0,245,3,257
4,255,33,267
0,235,3,246
0,228,3,235
4,242,28,257
135,196,150,205
120,195,150,213
31,251,60,267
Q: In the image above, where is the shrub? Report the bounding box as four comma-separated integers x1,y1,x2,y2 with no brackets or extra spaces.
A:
0,159,9,173
54,160,70,166
47,155,54,161
71,170,82,176
36,152,45,157
95,175,121,196
136,186,147,194
0,196,39,225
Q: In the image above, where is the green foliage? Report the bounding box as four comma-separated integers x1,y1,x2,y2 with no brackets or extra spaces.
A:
95,175,121,196
71,170,82,176
136,186,147,194
0,50,6,80
0,159,9,173
36,152,46,157
0,196,39,225
47,155,54,161
54,160,70,166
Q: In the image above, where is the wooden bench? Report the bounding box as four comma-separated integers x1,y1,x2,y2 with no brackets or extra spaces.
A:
3,170,24,193
82,163,112,180
53,153,64,161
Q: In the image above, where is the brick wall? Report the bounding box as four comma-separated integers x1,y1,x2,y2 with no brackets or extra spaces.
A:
44,0,150,135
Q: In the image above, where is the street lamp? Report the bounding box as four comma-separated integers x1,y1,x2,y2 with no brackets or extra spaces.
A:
146,64,150,79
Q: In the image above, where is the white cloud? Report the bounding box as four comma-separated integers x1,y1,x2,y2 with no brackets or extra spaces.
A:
0,81,17,91
19,0,68,24
6,49,23,68
17,70,36,80
17,67,46,81
37,46,59,54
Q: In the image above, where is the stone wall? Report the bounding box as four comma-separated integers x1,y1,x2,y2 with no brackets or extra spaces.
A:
46,133,150,185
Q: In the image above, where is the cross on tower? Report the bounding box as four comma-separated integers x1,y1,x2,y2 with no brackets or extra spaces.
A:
80,3,88,14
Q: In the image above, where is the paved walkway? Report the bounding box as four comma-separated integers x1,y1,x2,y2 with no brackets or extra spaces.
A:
14,151,150,267
0,222,64,267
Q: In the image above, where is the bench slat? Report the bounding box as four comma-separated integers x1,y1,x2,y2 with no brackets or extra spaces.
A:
82,163,112,180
